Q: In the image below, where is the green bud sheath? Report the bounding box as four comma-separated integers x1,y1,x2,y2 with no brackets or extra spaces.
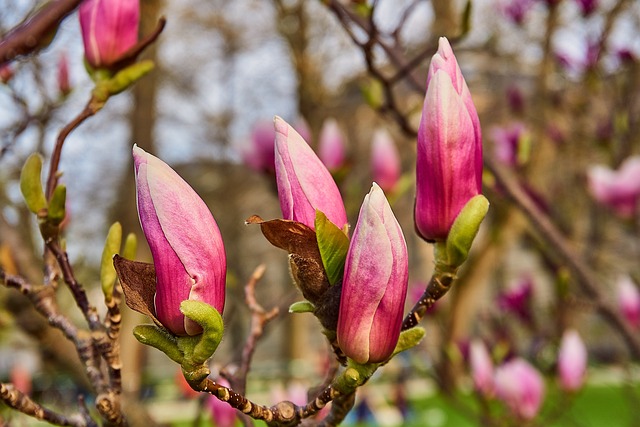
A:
441,194,489,269
101,222,122,301
289,300,315,313
179,300,224,365
122,232,138,260
315,210,350,286
20,153,47,214
47,185,66,224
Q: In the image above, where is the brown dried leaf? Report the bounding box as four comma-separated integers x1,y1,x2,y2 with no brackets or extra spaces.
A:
113,254,162,327
246,215,321,260
247,216,331,302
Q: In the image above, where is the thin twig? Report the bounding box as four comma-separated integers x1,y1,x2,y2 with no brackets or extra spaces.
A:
0,0,86,65
46,240,101,330
486,157,640,359
236,264,279,395
0,383,86,427
46,100,97,199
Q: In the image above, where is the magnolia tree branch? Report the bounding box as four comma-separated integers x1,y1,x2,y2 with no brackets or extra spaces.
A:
0,269,127,425
0,383,87,427
324,1,640,361
0,0,86,65
235,264,279,395
485,158,640,359
45,100,98,199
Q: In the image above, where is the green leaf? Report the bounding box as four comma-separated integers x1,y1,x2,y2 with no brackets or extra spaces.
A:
315,210,350,286
20,153,47,214
391,327,426,358
289,300,315,313
104,60,155,96
47,185,66,224
101,222,122,300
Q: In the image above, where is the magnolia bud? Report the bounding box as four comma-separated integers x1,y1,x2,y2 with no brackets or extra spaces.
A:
415,37,482,242
337,184,408,364
274,116,347,230
79,0,140,69
133,145,226,336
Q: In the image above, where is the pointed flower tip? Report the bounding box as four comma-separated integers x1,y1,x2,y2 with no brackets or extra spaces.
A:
274,117,347,230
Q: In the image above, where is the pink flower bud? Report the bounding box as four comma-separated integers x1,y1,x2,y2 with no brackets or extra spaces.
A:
469,340,494,397
337,183,408,364
497,276,533,324
241,120,276,173
274,116,347,230
0,64,14,84
57,52,71,96
207,378,237,427
557,330,587,392
294,116,313,145
617,275,640,329
133,146,226,336
576,0,598,16
79,0,140,69
415,37,482,242
494,358,544,421
501,0,534,25
491,122,528,167
587,156,640,218
371,129,401,192
318,118,347,171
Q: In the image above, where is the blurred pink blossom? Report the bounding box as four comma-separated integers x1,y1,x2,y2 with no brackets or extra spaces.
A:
57,52,71,96
501,0,534,25
498,276,533,324
318,118,346,171
491,122,528,167
294,116,312,145
617,275,640,329
494,358,544,421
557,330,587,392
371,129,401,192
241,120,276,173
587,156,640,218
0,64,14,83
470,340,494,397
575,0,598,16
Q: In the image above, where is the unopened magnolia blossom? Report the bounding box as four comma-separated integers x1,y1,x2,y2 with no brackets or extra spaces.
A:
274,116,347,230
415,37,482,242
134,146,226,336
337,184,408,364
79,0,140,69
